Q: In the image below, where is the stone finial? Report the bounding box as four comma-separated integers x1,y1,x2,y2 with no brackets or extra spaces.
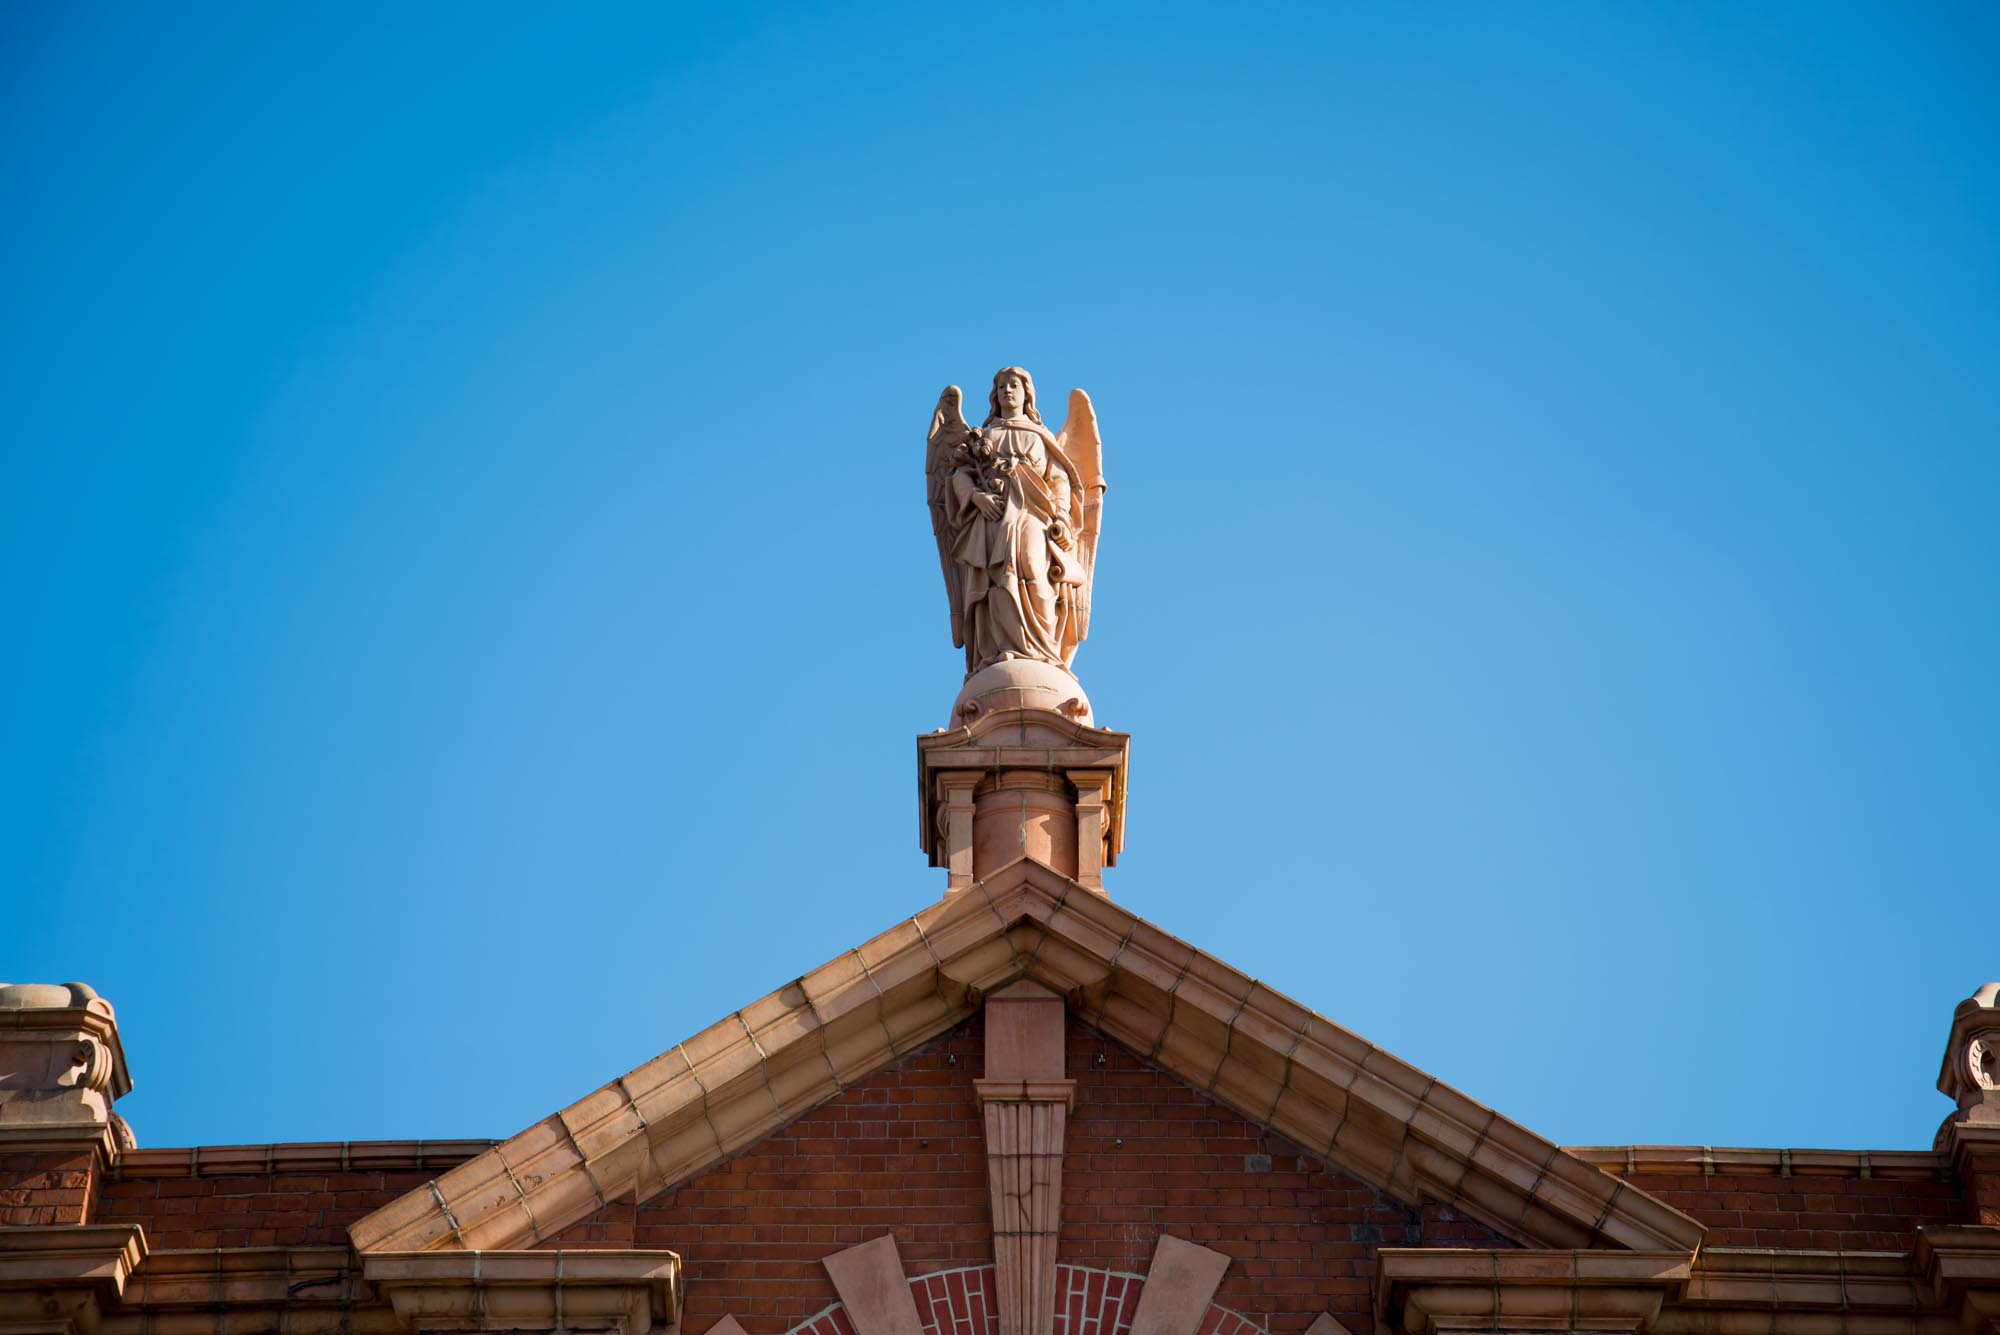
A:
1937,983,2000,1125
0,982,133,1140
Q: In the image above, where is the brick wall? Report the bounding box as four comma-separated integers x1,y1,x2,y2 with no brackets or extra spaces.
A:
94,1168,443,1249
549,1013,1503,1334
1060,1018,1501,1331
0,1149,95,1225
1612,1171,1959,1250
545,1018,992,1324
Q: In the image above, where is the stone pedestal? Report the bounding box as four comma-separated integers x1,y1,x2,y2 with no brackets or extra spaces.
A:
918,704,1128,895
0,984,132,1226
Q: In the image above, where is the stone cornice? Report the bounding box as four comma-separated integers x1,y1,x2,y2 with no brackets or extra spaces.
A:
1376,1249,1692,1335
360,1251,681,1335
117,1246,368,1310
0,999,130,1104
0,1225,147,1335
973,1079,1077,1110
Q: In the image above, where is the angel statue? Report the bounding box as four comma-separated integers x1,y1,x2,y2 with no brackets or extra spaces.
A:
925,367,1105,677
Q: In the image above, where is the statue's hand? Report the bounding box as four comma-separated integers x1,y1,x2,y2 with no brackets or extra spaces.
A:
970,491,1004,521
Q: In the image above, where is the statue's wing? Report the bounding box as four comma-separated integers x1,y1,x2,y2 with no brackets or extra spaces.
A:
925,385,973,648
1054,388,1105,663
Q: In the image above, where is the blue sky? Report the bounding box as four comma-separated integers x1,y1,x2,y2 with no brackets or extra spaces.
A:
3,4,1995,1154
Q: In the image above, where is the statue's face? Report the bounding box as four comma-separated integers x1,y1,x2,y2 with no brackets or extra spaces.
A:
995,373,1027,416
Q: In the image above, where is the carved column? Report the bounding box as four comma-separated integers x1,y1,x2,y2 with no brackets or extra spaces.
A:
974,981,1074,1335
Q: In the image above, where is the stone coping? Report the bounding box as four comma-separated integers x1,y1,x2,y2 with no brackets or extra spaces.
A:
1566,1146,1950,1181
110,1140,497,1178
350,863,1704,1258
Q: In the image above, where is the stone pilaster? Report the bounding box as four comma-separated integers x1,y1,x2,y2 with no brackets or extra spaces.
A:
975,981,1075,1335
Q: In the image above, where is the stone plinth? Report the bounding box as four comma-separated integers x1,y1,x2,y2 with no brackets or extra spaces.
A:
917,706,1128,894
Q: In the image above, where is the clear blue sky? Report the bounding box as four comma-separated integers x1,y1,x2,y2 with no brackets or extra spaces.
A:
4,4,1995,1154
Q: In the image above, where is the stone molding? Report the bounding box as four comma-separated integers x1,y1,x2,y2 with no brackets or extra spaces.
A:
0,1240,684,1335
1917,1226,2000,1335
0,1224,147,1335
117,1246,369,1312
1378,1242,2000,1335
348,866,1702,1257
1375,1249,1692,1335
360,1251,682,1335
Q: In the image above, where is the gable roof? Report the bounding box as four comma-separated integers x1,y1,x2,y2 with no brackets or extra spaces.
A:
348,865,1705,1258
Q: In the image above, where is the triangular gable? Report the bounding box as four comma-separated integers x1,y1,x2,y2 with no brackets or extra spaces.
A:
349,865,1704,1257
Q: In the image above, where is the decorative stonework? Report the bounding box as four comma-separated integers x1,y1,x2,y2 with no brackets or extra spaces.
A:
1939,983,2000,1126
0,983,135,1228
917,711,1128,894
0,983,132,1141
1936,983,2000,1228
976,982,1075,1335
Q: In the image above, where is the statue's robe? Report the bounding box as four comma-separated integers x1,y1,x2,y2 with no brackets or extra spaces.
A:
950,419,1075,671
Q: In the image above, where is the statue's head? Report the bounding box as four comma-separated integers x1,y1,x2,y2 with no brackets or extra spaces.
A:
987,366,1040,424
